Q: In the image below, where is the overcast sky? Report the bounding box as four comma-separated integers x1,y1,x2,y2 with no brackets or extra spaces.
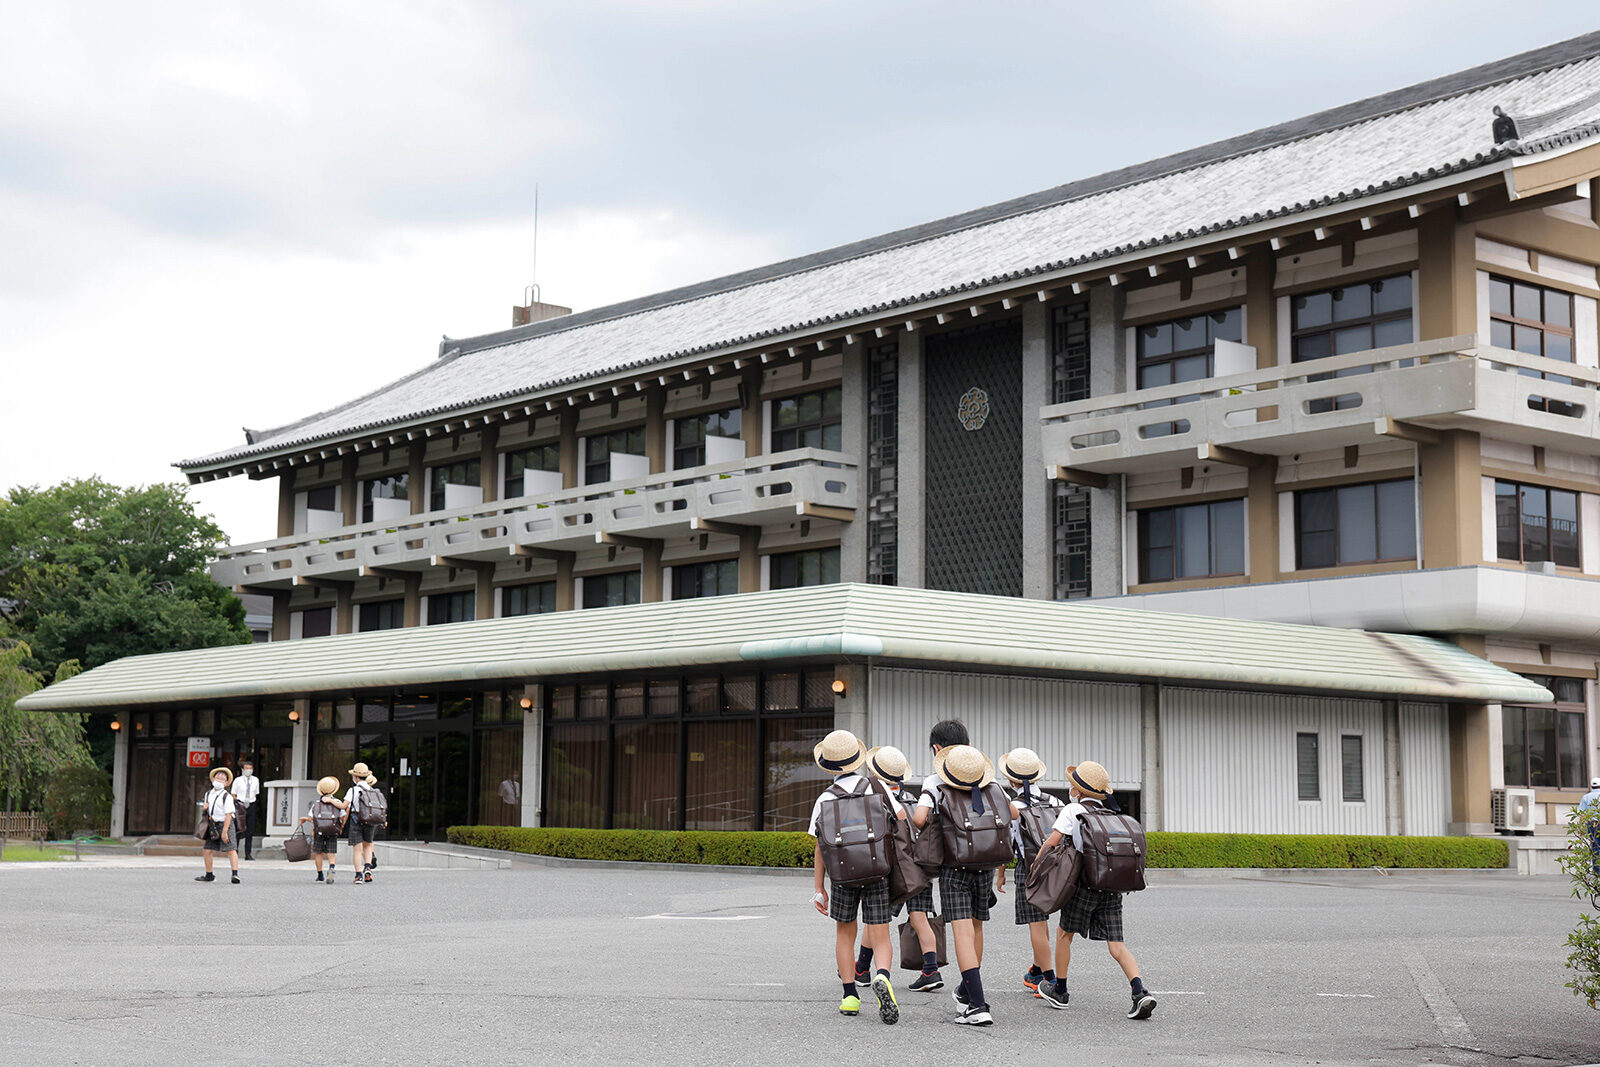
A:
3,1,1598,544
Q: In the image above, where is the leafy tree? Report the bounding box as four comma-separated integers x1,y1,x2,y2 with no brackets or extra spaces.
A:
0,640,89,812
1564,805,1600,1007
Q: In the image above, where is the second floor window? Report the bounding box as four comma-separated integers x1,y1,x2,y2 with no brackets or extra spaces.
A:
770,547,841,589
1291,275,1413,363
505,444,561,499
429,459,481,512
502,581,556,617
674,409,742,469
584,426,647,486
583,571,642,608
672,558,739,599
771,387,842,453
1295,478,1415,569
358,599,404,632
1135,308,1243,389
1137,499,1245,583
1495,480,1580,567
427,590,475,626
1489,275,1577,416
362,474,409,524
1503,675,1588,789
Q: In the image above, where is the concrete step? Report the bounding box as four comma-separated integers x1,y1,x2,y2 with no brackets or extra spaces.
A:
141,844,206,857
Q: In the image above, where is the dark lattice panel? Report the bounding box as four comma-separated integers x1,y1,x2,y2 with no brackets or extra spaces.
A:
866,341,899,585
923,319,1024,597
1052,301,1092,598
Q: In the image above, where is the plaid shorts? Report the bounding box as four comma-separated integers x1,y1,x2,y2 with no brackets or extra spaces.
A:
896,884,936,917
830,877,893,925
938,866,995,922
1013,857,1049,925
313,833,341,854
1058,886,1126,941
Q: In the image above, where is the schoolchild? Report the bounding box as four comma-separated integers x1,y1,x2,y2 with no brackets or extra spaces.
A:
913,742,1010,1026
901,719,970,991
195,766,241,884
363,772,384,873
808,730,902,1024
994,747,1062,995
344,762,377,884
298,776,349,884
1034,760,1158,1020
854,746,943,992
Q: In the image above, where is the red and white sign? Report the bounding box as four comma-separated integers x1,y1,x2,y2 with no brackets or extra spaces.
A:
187,737,211,769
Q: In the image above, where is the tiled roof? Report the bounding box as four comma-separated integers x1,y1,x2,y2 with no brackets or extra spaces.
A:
15,584,1552,710
180,33,1600,473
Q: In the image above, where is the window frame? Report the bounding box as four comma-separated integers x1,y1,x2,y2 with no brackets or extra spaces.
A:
1487,274,1575,361
357,599,405,632
582,570,643,609
501,581,556,617
428,458,481,512
769,386,843,454
1503,674,1590,790
1340,734,1364,803
1289,274,1415,364
1133,306,1244,390
1493,479,1581,568
768,547,842,590
425,590,476,626
672,408,742,471
361,473,410,524
1135,498,1246,584
503,443,561,500
671,558,741,600
1296,732,1320,802
1293,478,1416,570
583,426,647,486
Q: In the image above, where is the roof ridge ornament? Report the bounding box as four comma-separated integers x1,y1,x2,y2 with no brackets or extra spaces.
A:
1494,86,1600,146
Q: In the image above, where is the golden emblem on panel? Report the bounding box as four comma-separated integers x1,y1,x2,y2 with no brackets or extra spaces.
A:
957,387,990,431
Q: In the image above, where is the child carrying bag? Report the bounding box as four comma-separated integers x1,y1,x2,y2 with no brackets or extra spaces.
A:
1014,795,1062,867
867,779,930,905
897,915,948,970
1076,799,1148,892
1024,843,1082,915
311,799,345,836
817,778,896,888
910,808,945,872
358,787,389,827
283,828,312,863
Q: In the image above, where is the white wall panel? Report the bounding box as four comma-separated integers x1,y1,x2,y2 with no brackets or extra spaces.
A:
1161,687,1386,834
869,668,1141,790
1400,702,1451,836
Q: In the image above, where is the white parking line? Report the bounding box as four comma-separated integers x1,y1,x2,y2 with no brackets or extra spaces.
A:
1316,993,1376,998
1404,955,1477,1048
1148,990,1206,995
637,913,765,921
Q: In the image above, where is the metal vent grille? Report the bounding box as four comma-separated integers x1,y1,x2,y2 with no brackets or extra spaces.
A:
866,341,899,585
1052,301,1092,599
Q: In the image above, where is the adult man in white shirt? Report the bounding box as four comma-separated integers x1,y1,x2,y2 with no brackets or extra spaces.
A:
231,759,262,861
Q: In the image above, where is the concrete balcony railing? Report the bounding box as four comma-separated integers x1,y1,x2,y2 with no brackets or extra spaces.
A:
210,449,856,590
1041,334,1600,475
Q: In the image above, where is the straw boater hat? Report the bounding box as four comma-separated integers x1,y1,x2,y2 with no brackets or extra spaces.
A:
364,774,377,787
349,762,371,779
934,744,994,792
208,766,234,788
317,776,340,795
1066,761,1112,799
999,747,1046,785
865,746,909,784
813,730,866,775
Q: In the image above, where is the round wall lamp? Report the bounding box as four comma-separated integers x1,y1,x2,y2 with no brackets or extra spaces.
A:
287,709,301,723
519,697,533,710
830,679,848,697
109,719,123,732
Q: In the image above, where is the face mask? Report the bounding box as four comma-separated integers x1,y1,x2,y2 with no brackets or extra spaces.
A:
214,779,227,789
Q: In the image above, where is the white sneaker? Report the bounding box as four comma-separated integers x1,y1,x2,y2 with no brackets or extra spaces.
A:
954,1004,993,1026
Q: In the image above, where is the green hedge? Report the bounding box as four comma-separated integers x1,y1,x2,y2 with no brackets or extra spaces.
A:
446,826,1508,870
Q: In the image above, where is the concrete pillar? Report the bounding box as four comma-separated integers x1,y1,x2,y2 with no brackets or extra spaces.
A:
1447,701,1494,835
521,683,544,827
270,592,290,641
290,700,310,780
479,422,500,503
559,409,580,490
1088,284,1126,596
832,662,869,741
403,574,422,628
555,555,575,611
335,583,353,635
1247,459,1280,583
641,542,664,603
738,528,761,593
111,712,128,838
277,474,296,538
1140,683,1162,832
408,442,426,516
839,338,868,582
340,456,359,526
896,329,925,588
1383,699,1404,836
1418,430,1483,567
1021,301,1051,599
474,564,496,621
645,386,667,475
741,367,765,458
1416,207,1477,340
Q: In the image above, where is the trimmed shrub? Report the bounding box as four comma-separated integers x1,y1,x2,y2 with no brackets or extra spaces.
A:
446,826,1507,870
42,764,112,838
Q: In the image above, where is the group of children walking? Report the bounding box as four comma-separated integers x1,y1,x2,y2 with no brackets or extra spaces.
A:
808,718,1157,1027
298,760,388,884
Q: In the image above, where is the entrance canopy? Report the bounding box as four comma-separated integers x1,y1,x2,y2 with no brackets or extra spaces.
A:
17,584,1551,712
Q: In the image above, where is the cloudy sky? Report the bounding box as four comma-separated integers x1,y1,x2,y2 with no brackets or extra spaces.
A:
3,1,1598,543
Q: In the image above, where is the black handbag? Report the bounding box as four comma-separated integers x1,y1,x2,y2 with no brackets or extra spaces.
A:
897,914,948,970
193,813,212,841
1025,844,1083,916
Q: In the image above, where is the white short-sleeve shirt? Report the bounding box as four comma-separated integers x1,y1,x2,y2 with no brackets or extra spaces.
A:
915,773,943,810
343,783,368,815
1050,800,1091,851
204,787,236,822
807,773,903,837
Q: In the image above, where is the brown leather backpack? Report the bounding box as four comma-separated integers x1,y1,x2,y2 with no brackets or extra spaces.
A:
817,778,896,887
936,782,1013,870
1075,799,1147,892
1014,794,1063,867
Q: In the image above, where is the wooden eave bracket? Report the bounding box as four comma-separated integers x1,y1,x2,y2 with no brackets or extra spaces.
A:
595,532,662,550
1373,417,1441,445
508,545,575,562
1047,465,1110,489
689,516,757,536
795,502,855,522
1196,443,1267,469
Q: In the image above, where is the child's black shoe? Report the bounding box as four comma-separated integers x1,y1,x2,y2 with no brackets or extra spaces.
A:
1128,991,1157,1019
908,971,943,992
1039,980,1071,1010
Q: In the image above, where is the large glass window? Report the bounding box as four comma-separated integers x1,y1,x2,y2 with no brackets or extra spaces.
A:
1495,480,1580,567
583,571,641,608
1489,276,1577,416
475,727,524,828
1295,479,1415,569
672,559,740,600
1136,308,1244,389
769,547,841,589
546,723,607,828
763,716,833,831
426,591,475,626
684,720,758,830
1291,274,1414,413
613,722,678,829
297,606,333,639
674,409,742,469
771,387,842,453
584,427,647,486
503,582,556,617
1136,499,1245,583
428,459,481,512
504,443,561,499
358,599,404,632
1503,675,1588,789
362,474,410,524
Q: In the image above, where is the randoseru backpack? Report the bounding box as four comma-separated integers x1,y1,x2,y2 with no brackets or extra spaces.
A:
1014,793,1063,867
358,786,389,827
817,778,896,887
936,782,1013,870
1075,799,1147,892
311,798,344,836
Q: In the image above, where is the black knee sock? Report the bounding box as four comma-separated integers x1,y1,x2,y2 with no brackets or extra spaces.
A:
1027,964,1042,977
961,968,986,1009
843,982,857,999
922,951,939,973
855,946,873,973
1131,976,1146,997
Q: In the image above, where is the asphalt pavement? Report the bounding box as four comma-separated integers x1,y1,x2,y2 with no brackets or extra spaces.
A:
0,857,1595,1066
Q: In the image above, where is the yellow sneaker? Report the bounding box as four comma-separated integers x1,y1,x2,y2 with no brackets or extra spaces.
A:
871,973,900,1025
839,994,861,1016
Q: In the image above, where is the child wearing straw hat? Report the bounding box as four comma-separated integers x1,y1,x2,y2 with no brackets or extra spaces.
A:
853,746,944,993
994,747,1063,996
1034,760,1157,1020
298,777,349,884
343,763,377,884
912,743,1010,1026
808,729,903,1024
195,766,241,884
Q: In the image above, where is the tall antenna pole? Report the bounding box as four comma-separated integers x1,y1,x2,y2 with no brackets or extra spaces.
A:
531,183,539,303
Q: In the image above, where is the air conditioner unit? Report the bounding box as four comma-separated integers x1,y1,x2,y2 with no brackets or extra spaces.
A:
1491,787,1535,834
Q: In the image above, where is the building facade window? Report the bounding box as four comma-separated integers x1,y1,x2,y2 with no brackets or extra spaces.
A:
426,590,475,626
502,582,556,617
1294,478,1415,569
1291,274,1414,362
770,387,842,452
1136,499,1245,583
1135,308,1243,389
358,599,404,632
1296,732,1319,801
361,474,409,523
583,571,642,608
1489,275,1577,416
672,559,739,600
673,409,741,469
1494,480,1580,567
769,547,841,589
504,444,561,499
866,341,899,585
298,606,333,639
1340,735,1364,802
584,426,647,485
1052,302,1092,599
428,459,481,512
1503,675,1589,789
